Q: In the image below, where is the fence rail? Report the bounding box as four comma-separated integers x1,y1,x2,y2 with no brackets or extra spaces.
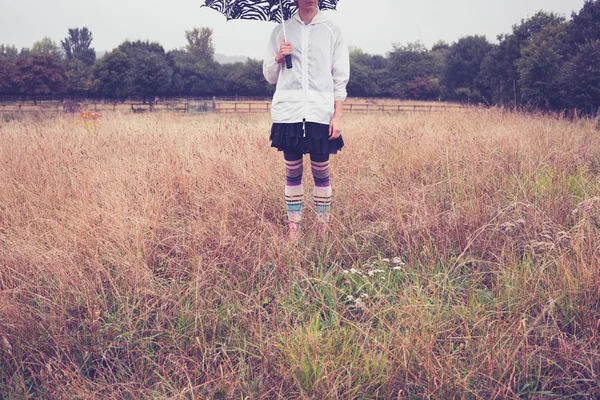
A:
0,97,475,117
345,103,468,112
0,102,193,114
0,95,272,104
213,102,469,114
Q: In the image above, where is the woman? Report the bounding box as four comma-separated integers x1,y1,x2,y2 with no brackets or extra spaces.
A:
263,0,350,240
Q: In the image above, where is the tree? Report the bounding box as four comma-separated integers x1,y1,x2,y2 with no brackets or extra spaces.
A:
61,27,96,66
91,49,132,98
560,40,600,115
517,23,569,109
386,42,440,98
129,49,173,98
347,49,387,97
185,27,215,62
31,37,63,61
169,49,225,96
559,0,600,115
16,54,68,97
477,41,519,106
477,11,565,107
92,41,173,99
19,48,31,58
169,49,200,95
65,59,91,95
225,59,273,97
431,40,450,52
0,44,19,62
406,77,441,100
568,0,600,48
0,59,20,94
443,35,492,101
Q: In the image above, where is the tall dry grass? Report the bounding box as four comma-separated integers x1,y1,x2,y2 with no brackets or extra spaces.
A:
1,110,599,399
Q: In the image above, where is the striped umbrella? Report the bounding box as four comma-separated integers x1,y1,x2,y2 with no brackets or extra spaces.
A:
200,0,339,68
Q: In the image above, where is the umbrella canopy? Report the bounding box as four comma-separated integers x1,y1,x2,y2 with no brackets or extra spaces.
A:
201,0,338,23
201,0,339,68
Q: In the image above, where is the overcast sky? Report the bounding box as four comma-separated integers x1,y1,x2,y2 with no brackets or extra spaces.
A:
1,0,588,59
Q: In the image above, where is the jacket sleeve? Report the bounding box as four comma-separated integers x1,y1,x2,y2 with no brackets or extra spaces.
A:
263,26,281,85
332,27,350,101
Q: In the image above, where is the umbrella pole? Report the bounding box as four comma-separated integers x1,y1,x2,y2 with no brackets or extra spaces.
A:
279,0,293,69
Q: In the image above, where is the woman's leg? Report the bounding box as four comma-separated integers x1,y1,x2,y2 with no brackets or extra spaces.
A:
284,150,304,224
310,153,332,223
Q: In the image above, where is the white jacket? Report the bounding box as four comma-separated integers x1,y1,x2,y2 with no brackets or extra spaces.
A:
263,10,350,125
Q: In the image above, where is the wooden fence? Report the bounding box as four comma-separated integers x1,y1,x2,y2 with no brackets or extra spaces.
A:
213,102,470,114
345,103,468,112
0,101,193,116
0,98,474,117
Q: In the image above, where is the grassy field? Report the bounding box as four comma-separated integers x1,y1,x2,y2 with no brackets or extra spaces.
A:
1,110,599,399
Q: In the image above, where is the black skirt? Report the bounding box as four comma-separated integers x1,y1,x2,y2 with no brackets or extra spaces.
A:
270,121,344,155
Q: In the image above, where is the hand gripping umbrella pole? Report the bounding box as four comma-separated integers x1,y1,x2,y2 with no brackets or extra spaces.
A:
278,0,293,69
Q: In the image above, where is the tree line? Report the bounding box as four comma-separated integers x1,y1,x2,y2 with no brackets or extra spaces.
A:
0,0,599,115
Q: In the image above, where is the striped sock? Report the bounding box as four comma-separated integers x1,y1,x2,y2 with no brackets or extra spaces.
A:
285,157,304,223
311,160,332,222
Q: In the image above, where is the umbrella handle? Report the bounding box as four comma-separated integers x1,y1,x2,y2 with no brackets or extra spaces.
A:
279,0,292,69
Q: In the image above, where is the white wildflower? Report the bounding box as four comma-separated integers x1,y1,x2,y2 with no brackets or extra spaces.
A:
382,258,390,263
392,257,405,265
354,298,366,311
349,268,358,274
392,266,403,271
346,295,354,301
342,270,350,274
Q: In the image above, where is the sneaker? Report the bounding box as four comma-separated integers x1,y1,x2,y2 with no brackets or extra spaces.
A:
288,222,299,242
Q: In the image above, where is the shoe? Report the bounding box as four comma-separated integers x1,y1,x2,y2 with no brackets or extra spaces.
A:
288,222,299,242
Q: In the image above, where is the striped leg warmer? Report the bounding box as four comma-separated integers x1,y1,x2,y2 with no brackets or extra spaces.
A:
284,156,304,223
311,159,332,222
